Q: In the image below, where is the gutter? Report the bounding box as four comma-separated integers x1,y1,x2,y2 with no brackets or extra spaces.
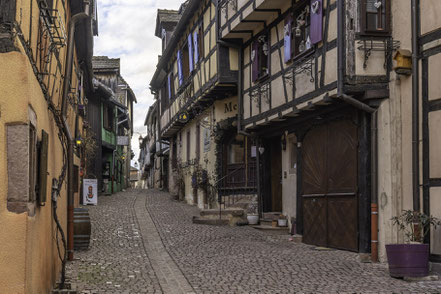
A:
61,0,91,262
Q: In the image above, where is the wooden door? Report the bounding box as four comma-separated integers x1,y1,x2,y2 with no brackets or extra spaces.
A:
302,119,358,251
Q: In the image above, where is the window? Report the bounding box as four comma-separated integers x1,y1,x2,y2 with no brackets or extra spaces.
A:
289,138,297,175
186,131,191,162
252,35,269,82
167,72,175,101
360,0,390,35
196,124,200,160
29,125,37,203
227,135,245,164
172,136,177,169
193,24,204,65
103,104,114,131
284,0,323,63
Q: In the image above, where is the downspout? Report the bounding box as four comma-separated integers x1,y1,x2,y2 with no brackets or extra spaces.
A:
411,0,420,212
61,1,90,262
337,94,378,262
336,0,379,262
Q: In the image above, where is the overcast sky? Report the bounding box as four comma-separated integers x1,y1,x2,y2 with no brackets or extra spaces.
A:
93,0,183,166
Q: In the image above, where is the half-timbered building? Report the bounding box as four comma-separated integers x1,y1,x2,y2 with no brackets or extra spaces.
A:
219,0,441,264
150,1,257,208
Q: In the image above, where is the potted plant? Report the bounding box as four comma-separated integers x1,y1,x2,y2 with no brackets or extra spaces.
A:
278,214,288,227
246,200,259,225
386,210,441,278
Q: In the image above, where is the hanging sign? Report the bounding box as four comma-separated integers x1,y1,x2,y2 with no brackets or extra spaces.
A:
83,179,98,205
117,136,129,146
178,111,189,123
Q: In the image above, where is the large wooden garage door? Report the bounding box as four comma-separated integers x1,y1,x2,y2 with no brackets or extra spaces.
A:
302,119,358,251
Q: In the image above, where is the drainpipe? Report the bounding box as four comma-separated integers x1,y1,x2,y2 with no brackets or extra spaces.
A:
337,94,378,262
336,0,379,262
61,0,90,262
411,0,420,212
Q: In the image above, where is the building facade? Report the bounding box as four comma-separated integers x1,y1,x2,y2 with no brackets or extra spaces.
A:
149,0,441,265
150,1,257,209
87,56,137,195
0,0,97,292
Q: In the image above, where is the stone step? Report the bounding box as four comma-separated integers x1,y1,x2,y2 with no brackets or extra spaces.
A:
192,216,229,226
250,224,290,235
200,208,244,219
262,212,282,220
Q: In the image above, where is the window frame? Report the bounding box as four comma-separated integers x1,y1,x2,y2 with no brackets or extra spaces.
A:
359,0,391,36
291,0,314,60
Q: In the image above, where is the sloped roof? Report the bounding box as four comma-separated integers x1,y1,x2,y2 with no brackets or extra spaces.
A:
92,56,120,71
155,9,180,37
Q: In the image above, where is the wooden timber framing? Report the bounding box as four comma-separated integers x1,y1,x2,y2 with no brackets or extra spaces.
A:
152,0,240,139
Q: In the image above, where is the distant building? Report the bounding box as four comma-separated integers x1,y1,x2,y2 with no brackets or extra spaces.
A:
87,56,137,195
130,166,140,188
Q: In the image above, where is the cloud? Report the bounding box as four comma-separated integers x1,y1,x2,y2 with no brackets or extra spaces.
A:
94,0,183,164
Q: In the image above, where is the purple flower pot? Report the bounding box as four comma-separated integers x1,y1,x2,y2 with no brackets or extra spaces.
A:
385,244,429,278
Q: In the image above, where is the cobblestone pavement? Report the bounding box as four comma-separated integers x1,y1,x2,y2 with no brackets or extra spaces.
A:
68,189,441,294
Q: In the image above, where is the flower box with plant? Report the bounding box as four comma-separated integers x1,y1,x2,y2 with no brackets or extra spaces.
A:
386,210,441,278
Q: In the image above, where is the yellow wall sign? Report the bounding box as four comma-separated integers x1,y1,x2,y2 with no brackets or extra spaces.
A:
178,111,189,123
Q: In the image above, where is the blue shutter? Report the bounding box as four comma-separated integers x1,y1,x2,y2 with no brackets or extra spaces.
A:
167,73,172,99
310,0,323,44
188,34,194,72
284,15,292,63
193,30,199,64
177,50,184,86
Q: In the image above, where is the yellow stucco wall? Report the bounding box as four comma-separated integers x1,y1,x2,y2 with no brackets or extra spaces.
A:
0,0,84,292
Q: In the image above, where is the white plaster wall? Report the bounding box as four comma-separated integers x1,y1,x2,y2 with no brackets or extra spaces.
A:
281,134,297,223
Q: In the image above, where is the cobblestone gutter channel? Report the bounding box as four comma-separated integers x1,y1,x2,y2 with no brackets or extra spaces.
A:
67,189,441,294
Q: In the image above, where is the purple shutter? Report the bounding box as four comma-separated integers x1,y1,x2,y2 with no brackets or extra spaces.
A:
193,31,199,64
188,34,194,72
252,41,259,82
177,50,184,86
167,73,172,99
284,15,292,63
310,0,323,44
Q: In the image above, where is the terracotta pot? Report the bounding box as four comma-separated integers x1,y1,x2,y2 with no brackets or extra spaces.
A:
385,244,429,278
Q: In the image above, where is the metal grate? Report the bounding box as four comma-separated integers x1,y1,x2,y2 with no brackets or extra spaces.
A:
357,38,400,69
39,5,67,50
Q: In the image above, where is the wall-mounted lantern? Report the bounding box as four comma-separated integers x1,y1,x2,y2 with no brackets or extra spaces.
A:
393,49,412,75
75,137,82,146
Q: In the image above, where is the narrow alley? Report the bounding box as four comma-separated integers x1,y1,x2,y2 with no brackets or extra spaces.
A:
67,190,441,294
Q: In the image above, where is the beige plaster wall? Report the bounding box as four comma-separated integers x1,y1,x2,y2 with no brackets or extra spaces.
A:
281,134,297,223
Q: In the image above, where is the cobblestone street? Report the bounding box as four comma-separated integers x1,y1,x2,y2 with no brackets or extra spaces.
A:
67,189,441,294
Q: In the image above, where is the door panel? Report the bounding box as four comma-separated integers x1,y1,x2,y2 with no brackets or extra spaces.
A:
303,196,327,247
327,195,358,250
302,126,327,195
271,140,283,212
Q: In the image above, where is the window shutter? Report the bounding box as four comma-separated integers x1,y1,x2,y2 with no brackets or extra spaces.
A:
284,15,292,63
167,73,172,99
310,0,323,44
188,34,194,72
252,41,259,82
38,130,48,206
193,31,199,64
177,50,184,86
